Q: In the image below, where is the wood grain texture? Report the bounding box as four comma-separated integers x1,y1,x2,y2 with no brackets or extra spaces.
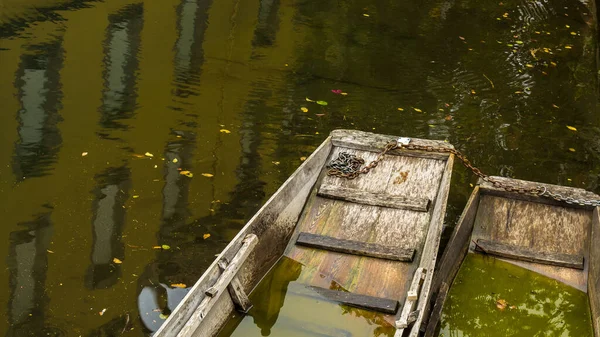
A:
318,184,430,211
154,137,333,337
217,261,251,312
330,129,453,160
471,194,591,291
296,232,415,261
285,145,447,310
590,207,600,337
408,155,454,337
480,176,600,210
177,235,258,336
424,188,480,337
293,286,400,314
475,239,584,269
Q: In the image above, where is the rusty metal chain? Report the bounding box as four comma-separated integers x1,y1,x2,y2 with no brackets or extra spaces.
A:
327,138,600,206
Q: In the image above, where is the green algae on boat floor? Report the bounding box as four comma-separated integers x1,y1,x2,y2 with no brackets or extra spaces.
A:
218,257,395,337
439,253,593,337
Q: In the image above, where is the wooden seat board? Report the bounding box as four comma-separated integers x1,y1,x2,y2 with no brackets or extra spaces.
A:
317,184,430,212
285,146,446,304
475,239,584,269
471,194,591,290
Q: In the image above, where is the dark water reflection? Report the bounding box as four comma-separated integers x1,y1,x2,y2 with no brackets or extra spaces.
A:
0,0,597,335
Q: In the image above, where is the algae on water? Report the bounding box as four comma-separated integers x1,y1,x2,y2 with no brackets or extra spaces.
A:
439,253,593,337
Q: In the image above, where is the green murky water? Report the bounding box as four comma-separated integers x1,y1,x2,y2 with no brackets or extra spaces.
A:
439,254,594,337
218,257,394,337
0,0,599,335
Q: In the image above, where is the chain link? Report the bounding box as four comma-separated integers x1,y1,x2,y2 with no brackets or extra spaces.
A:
327,139,600,206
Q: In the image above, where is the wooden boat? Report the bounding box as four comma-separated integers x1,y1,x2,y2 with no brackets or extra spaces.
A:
154,129,455,337
424,177,600,337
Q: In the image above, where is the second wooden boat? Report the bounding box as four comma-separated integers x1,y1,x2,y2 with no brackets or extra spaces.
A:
425,177,600,337
154,129,455,337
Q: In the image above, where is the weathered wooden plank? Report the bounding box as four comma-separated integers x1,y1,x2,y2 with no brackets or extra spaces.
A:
424,282,450,337
405,154,454,337
177,235,258,336
296,285,400,314
590,207,600,337
479,176,600,210
396,268,426,328
218,260,252,312
424,187,480,337
296,232,415,261
318,184,430,212
475,239,584,269
471,194,590,291
155,137,333,337
330,129,453,161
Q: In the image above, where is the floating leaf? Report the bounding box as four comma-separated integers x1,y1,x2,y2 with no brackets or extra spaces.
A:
569,148,576,152
496,299,508,310
363,13,370,17
172,158,178,163
162,244,171,250
550,62,557,67
47,250,55,254
113,258,123,264
445,115,453,121
397,108,404,111
331,89,342,94
552,104,560,108
341,92,348,96
567,125,577,131
458,36,465,40
82,152,88,157
300,156,307,161
570,32,577,36
272,161,280,165
159,313,169,320
180,171,193,178
565,45,572,49
300,107,308,112
470,89,476,94
133,195,139,199
316,100,328,106
171,283,187,288
525,64,534,68
203,233,211,240
428,124,436,128
305,97,315,102
565,25,570,28
99,309,107,316
201,173,214,177
153,246,162,249
413,108,423,112
145,152,154,157
315,113,325,117
220,129,231,134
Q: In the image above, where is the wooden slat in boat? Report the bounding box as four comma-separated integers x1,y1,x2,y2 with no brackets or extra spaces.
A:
424,177,600,337
154,130,454,337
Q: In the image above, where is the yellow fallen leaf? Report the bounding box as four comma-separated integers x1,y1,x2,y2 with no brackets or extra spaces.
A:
525,64,534,68
153,246,162,249
162,244,171,250
570,32,577,36
81,152,88,157
203,233,211,239
413,108,422,112
159,313,169,320
180,171,193,178
565,46,572,49
171,283,187,288
201,173,214,177
99,309,106,316
113,258,123,264
300,156,307,161
496,299,508,310
341,92,348,96
301,107,308,112
145,152,154,157
47,250,54,254
569,148,576,152
363,13,370,17
397,108,404,111
272,161,280,165
173,158,178,163
552,104,560,108
220,129,231,134
470,89,476,94
567,125,577,131
305,97,315,102
133,195,139,199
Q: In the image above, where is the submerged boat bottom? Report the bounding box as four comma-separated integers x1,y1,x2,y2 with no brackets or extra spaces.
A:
218,257,395,337
439,253,593,337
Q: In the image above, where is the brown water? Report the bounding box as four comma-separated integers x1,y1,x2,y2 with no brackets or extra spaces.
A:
439,254,593,337
0,0,598,335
